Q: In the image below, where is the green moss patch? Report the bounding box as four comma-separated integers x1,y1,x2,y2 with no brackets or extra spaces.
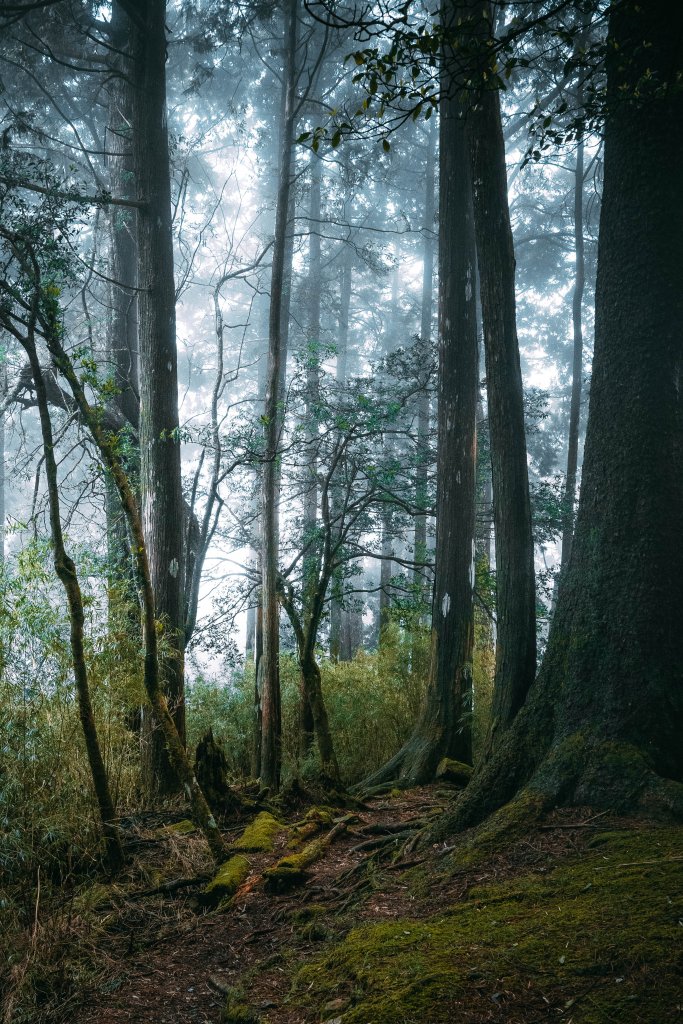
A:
220,988,260,1023
435,758,473,786
204,855,250,905
264,836,329,891
288,807,334,848
232,811,284,853
293,826,682,1023
157,818,196,837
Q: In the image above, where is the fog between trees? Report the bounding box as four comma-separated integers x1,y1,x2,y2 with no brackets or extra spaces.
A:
0,0,680,878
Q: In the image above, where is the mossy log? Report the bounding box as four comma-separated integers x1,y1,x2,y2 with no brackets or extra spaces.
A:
264,819,348,891
232,811,285,853
203,854,250,906
287,807,334,848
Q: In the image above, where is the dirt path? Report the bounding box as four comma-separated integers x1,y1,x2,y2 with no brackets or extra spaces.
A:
74,788,452,1024
69,791,681,1024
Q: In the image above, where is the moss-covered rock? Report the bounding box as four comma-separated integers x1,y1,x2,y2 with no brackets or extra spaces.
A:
203,855,250,905
435,758,473,786
232,811,284,853
293,826,683,1023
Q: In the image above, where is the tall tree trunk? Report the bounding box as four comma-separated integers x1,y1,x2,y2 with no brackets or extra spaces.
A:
560,127,585,570
127,0,187,796
413,123,436,622
260,0,298,791
330,245,353,661
377,261,400,645
299,155,322,757
252,293,270,774
300,652,339,785
0,363,5,568
437,0,683,835
363,0,478,786
105,4,139,629
467,0,536,745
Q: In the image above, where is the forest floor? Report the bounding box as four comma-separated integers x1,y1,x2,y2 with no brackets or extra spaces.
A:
8,786,682,1024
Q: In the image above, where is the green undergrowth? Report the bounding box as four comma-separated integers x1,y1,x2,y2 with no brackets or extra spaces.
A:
293,826,682,1023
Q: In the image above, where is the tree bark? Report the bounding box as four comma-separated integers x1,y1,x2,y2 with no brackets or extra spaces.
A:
467,0,536,743
437,0,683,834
299,154,323,757
260,0,298,791
0,363,5,567
413,123,436,620
560,127,585,570
362,0,478,787
104,3,140,632
126,0,186,796
330,245,353,661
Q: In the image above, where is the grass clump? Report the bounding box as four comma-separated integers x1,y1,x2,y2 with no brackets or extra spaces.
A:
293,826,682,1023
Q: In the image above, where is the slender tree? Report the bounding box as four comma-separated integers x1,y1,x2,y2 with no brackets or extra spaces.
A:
260,0,299,791
559,108,585,571
363,0,479,786
466,0,536,744
413,122,436,620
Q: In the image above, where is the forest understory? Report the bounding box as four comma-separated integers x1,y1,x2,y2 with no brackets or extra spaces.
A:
5,785,680,1024
1,1,682,1022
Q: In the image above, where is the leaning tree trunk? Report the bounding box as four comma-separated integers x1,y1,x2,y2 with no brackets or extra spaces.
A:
21,335,123,870
35,303,228,864
436,0,683,837
127,0,187,796
362,0,478,787
467,0,536,746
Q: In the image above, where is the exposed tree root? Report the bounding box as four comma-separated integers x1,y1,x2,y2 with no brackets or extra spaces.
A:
431,725,683,854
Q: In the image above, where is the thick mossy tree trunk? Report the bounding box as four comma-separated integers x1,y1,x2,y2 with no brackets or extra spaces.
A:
437,0,683,836
362,1,478,788
126,0,186,795
467,0,536,745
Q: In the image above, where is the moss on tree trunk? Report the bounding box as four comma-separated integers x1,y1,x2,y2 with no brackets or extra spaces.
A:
436,0,683,836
